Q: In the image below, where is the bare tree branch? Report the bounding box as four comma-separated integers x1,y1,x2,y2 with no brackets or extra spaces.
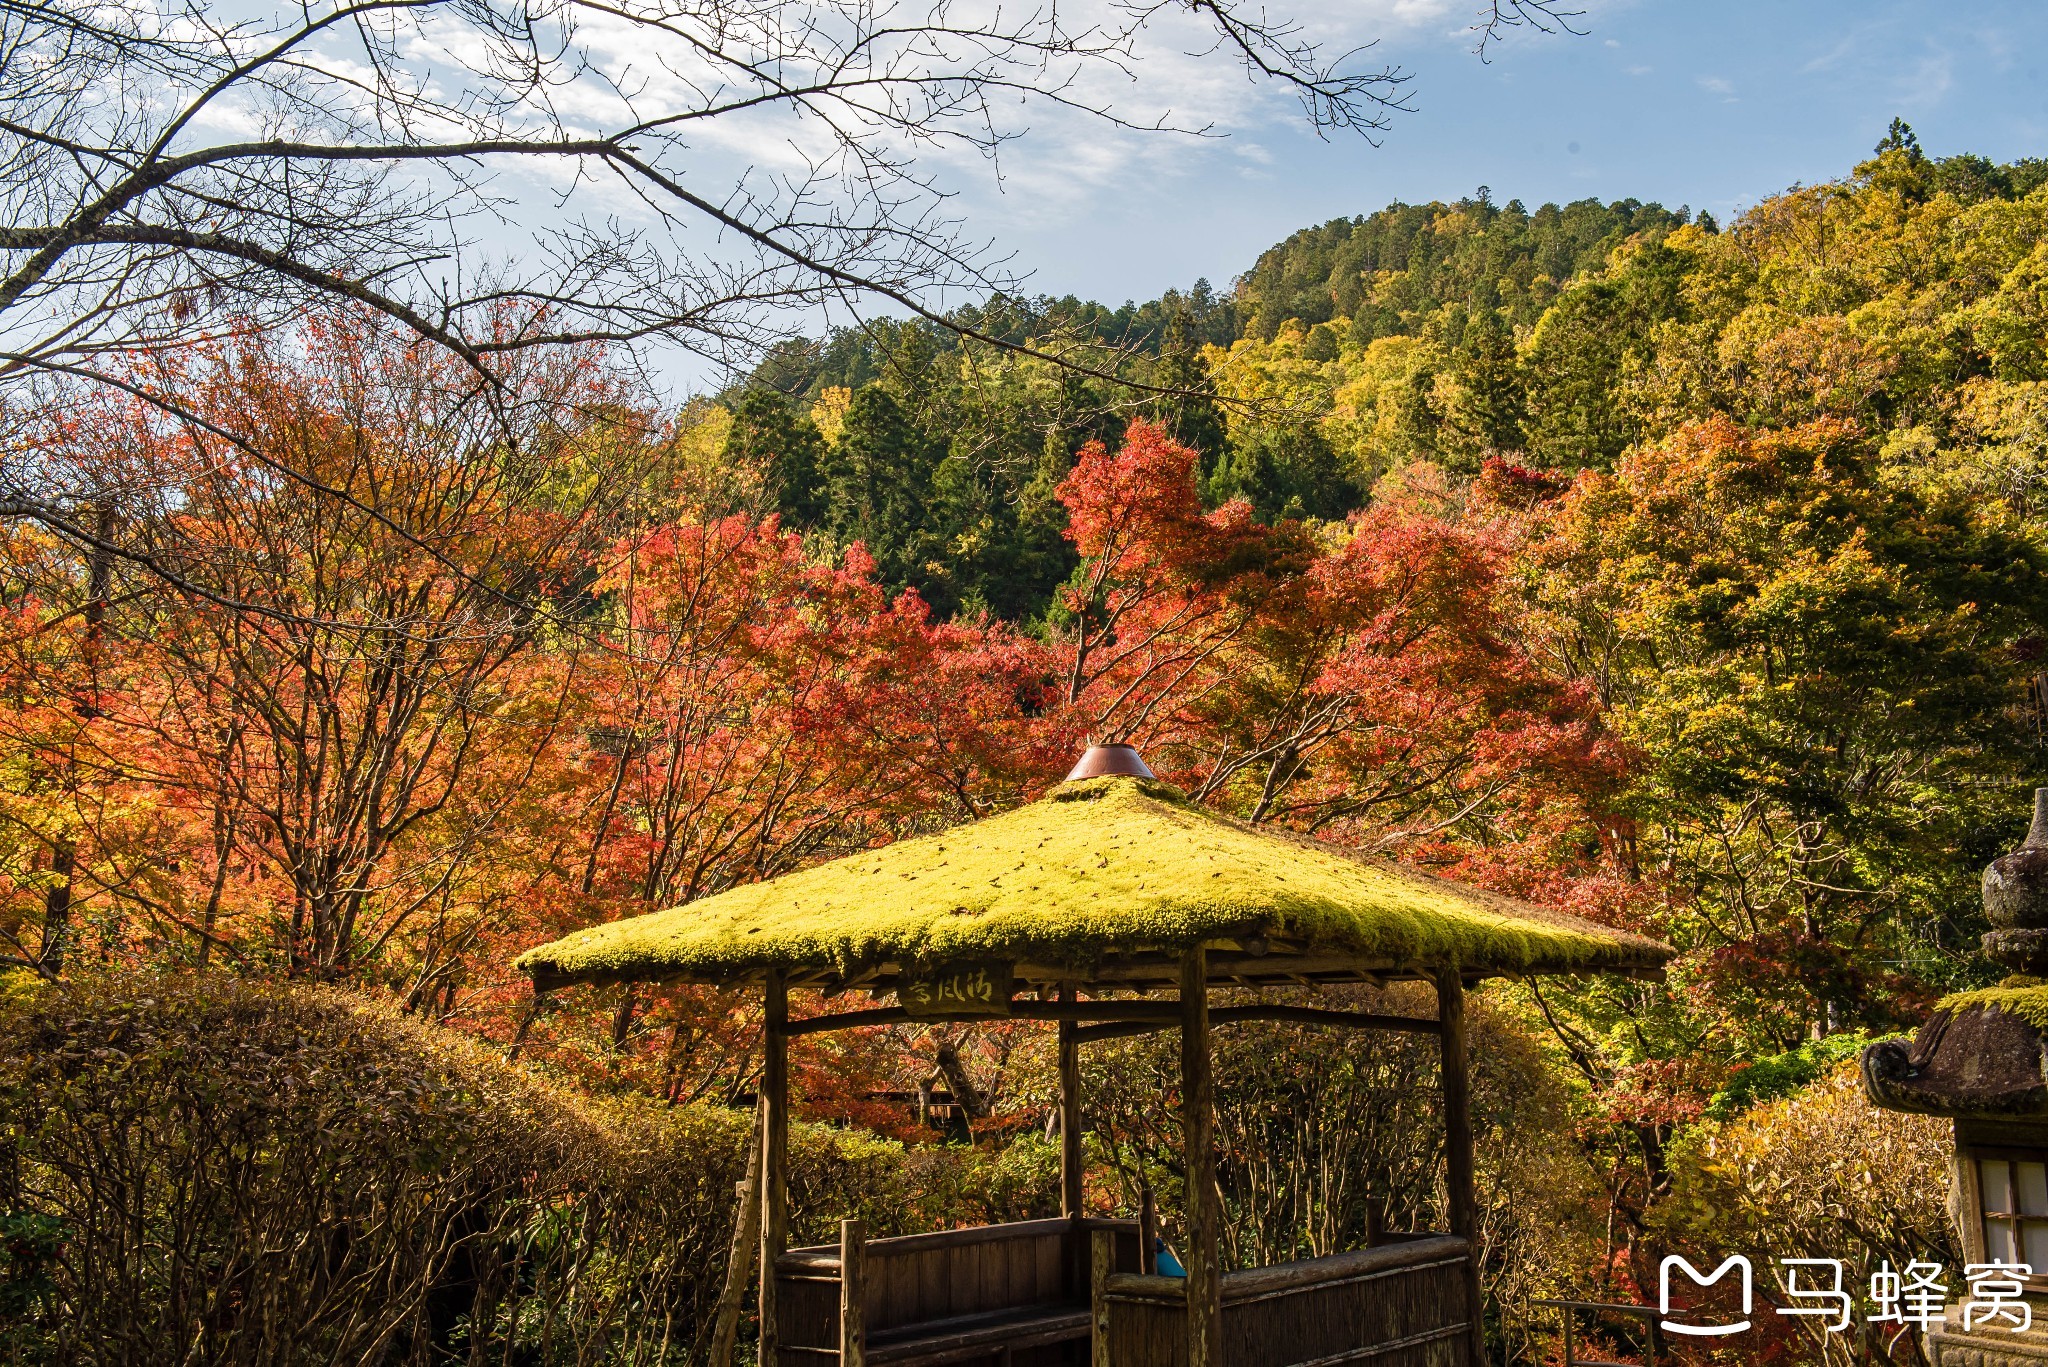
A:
1470,0,1585,60
0,0,1574,617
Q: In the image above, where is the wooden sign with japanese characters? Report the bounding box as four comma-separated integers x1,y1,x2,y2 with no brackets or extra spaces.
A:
899,962,1013,1018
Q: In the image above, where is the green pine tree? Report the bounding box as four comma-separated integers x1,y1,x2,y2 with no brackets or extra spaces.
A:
821,385,957,610
1439,309,1527,472
1149,311,1229,460
723,389,829,525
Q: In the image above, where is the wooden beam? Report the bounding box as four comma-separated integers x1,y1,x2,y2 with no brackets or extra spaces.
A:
1011,951,1447,989
1434,968,1484,1367
780,1215,1107,1263
839,1218,866,1367
787,997,1446,1038
972,999,1187,1024
1139,1188,1158,1276
1070,1003,1442,1043
761,970,790,1367
1213,1004,1438,1032
708,1096,765,1366
1059,983,1084,1218
784,1005,909,1035
783,998,1184,1036
1068,1019,1163,1044
1181,949,1222,1367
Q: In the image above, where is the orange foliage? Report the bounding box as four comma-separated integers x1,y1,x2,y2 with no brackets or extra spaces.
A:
2,385,1628,1108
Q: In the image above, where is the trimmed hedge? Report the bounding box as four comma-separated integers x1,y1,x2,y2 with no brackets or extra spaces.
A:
0,973,1024,1365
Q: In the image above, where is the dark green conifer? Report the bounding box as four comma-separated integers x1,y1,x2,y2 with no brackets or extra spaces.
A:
722,390,829,524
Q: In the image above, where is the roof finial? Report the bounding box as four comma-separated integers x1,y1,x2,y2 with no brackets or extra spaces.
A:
1065,743,1155,782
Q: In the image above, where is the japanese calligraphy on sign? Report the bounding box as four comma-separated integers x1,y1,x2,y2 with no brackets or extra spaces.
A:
899,963,1014,1018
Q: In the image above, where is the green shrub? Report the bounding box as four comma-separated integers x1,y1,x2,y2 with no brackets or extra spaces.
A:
1655,1063,1952,1366
1703,1033,1871,1120
0,973,1015,1365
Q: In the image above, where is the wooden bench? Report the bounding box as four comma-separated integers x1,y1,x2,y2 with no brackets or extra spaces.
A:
867,1305,1093,1364
775,1217,1141,1367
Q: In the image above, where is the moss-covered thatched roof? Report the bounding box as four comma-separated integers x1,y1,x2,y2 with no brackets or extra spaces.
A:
517,777,1672,993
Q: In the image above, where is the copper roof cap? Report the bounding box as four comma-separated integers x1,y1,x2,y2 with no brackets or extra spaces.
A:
1064,743,1155,782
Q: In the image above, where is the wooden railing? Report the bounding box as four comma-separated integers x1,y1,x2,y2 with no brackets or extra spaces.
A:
776,1220,1475,1367
774,1217,1142,1366
1093,1234,1475,1367
1530,1299,1663,1367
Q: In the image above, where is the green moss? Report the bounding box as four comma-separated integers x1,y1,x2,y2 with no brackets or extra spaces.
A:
1705,1033,1871,1121
1937,983,2048,1031
516,776,1671,988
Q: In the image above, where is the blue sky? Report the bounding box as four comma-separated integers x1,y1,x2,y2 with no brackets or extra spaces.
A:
971,0,2048,307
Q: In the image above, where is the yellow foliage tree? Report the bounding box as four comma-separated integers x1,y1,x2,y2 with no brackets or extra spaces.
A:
1655,1065,1952,1365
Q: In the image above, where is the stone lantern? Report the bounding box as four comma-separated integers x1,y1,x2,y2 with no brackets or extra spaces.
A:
1864,790,2048,1363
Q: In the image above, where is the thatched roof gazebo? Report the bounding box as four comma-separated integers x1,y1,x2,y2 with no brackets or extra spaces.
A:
518,745,1672,1367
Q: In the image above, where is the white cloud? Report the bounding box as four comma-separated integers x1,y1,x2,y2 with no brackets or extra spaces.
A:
1800,31,1862,75
1696,74,1738,102
1902,48,1956,103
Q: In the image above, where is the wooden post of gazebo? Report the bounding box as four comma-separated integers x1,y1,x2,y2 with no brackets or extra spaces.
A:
1060,979,1088,1311
1435,969,1484,1367
1181,948,1223,1366
1059,982,1083,1218
761,970,789,1365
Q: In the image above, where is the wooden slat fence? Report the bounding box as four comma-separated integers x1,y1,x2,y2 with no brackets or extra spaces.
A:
1096,1234,1474,1367
780,1221,1476,1367
775,1217,1141,1366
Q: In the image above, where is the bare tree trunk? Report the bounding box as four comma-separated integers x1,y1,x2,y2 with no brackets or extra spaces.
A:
38,503,114,979
506,992,548,1062
933,1041,986,1140
35,844,74,976
710,1098,766,1367
197,796,234,970
610,988,640,1053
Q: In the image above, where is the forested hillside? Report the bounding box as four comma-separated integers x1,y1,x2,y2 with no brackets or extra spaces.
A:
698,130,2048,1299
7,127,2048,1362
1231,193,1694,343
728,132,2048,607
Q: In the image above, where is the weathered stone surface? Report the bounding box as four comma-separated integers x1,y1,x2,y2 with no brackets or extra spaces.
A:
1929,1305,2048,1366
1862,1005,2048,1119
1984,791,2048,938
1987,931,2048,975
